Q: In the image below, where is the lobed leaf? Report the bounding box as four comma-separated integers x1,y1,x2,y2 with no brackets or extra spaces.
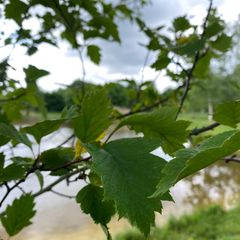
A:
87,138,168,236
76,184,115,226
73,89,112,143
119,107,190,154
152,130,240,198
1,194,36,236
213,100,240,128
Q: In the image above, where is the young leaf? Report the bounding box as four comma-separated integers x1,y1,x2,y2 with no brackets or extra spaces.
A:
24,65,49,83
210,33,232,52
1,194,36,236
73,89,112,143
5,0,28,25
76,184,115,225
87,138,167,236
119,107,190,154
40,148,74,173
87,45,101,64
22,119,64,143
213,101,240,128
173,16,191,32
152,130,240,198
151,53,170,71
0,123,31,148
175,39,205,56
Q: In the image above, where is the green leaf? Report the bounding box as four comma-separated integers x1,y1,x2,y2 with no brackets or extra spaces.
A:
35,170,44,190
11,157,34,167
0,163,25,183
1,194,36,236
173,16,191,32
193,51,212,78
213,100,240,128
210,33,232,52
73,89,112,143
175,39,205,56
24,65,49,83
205,21,224,38
152,130,240,198
22,119,64,143
76,184,115,225
5,0,28,25
0,153,4,170
40,147,74,173
151,53,170,71
87,45,101,64
0,123,31,148
87,138,167,236
119,107,190,154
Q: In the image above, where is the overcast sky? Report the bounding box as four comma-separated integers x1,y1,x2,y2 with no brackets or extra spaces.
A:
2,0,240,92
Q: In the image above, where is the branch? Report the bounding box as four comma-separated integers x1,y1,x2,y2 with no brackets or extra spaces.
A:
50,189,75,199
0,92,26,103
176,0,213,118
118,83,185,119
224,156,240,164
190,122,220,136
32,167,85,198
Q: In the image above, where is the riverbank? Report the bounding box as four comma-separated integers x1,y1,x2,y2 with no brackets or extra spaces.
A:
115,204,240,240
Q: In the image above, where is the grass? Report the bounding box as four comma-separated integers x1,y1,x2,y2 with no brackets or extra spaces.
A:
114,205,240,240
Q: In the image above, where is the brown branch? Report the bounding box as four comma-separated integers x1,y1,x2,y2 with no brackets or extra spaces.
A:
32,167,85,198
118,83,185,119
224,156,240,164
190,122,220,136
176,0,213,118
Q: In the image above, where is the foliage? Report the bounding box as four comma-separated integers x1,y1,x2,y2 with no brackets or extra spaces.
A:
0,0,239,239
115,205,240,240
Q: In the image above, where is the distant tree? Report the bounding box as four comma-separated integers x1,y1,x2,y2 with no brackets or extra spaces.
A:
44,92,65,112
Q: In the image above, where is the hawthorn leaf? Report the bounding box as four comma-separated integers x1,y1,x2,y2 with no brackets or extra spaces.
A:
40,148,74,174
22,119,64,143
1,194,36,236
0,123,31,148
87,138,167,236
152,130,240,198
24,65,49,83
0,153,4,170
193,51,212,78
213,100,240,128
175,39,205,56
73,89,112,143
5,0,28,25
87,45,101,64
211,33,232,52
0,163,25,183
151,53,170,70
173,16,191,32
119,107,190,154
205,21,224,38
35,170,44,190
76,184,115,225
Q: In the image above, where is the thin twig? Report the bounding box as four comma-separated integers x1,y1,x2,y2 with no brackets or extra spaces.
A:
176,0,213,118
50,189,75,199
190,122,220,136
